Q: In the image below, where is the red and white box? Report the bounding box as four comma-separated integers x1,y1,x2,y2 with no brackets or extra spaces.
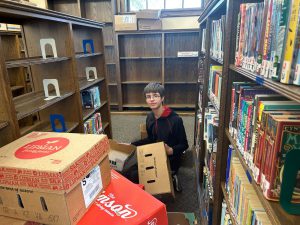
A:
78,170,168,225
0,132,111,225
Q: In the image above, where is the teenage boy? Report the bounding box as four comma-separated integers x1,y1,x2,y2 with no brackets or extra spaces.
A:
132,82,189,192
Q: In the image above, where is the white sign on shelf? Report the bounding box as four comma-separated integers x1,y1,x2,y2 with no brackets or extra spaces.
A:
177,51,199,58
86,67,98,81
43,79,61,101
40,38,58,59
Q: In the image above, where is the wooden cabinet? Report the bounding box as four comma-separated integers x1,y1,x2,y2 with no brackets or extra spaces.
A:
116,30,199,110
0,0,112,147
46,0,118,110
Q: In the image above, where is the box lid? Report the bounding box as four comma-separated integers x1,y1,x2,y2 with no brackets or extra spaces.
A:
0,132,109,192
78,170,168,225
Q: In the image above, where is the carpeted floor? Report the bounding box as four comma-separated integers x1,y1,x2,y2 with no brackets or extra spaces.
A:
111,113,200,221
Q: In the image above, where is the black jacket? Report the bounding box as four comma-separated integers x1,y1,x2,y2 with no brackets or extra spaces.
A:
132,106,189,157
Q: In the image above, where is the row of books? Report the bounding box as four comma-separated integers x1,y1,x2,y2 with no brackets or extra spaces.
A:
226,153,272,225
84,113,103,134
229,82,300,201
204,106,219,152
208,65,222,109
235,1,300,85
210,16,226,60
201,166,214,225
81,86,101,109
220,202,233,225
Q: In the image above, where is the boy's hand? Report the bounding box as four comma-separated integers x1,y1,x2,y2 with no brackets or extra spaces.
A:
164,143,173,155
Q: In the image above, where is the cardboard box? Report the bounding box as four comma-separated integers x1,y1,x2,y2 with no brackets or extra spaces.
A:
167,212,197,225
0,132,110,225
137,142,175,197
115,15,137,31
0,23,7,31
162,17,199,30
140,124,147,139
138,19,162,30
0,216,41,225
78,170,168,225
108,139,136,171
136,10,161,19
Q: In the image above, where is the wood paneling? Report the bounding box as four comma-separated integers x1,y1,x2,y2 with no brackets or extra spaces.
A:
84,0,113,23
165,58,198,82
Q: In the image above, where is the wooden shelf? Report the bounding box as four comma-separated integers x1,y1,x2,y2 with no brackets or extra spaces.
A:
0,30,21,36
221,182,238,225
168,104,195,109
165,56,198,59
20,121,79,136
123,104,148,108
79,77,105,91
122,81,157,84
83,100,107,120
106,62,116,65
14,91,75,120
11,85,24,91
108,83,117,86
230,65,300,103
75,52,103,59
210,55,223,64
109,102,118,106
165,81,196,84
225,129,300,225
0,121,9,130
105,44,114,47
120,56,161,60
6,56,70,68
198,0,226,24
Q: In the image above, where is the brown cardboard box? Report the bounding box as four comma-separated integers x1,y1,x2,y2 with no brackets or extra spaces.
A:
137,142,175,197
0,215,41,225
108,139,136,172
138,19,162,30
136,10,161,19
0,23,7,31
114,15,137,31
140,124,147,139
0,132,110,225
162,16,199,30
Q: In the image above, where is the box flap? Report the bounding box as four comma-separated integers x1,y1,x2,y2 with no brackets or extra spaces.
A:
0,132,109,192
137,142,173,196
109,139,136,154
167,212,197,225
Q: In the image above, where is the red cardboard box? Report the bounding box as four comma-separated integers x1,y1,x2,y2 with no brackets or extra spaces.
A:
78,170,168,225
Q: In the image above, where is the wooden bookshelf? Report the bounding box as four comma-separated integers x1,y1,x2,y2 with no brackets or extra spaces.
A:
196,0,300,225
220,182,238,225
83,101,108,121
116,30,199,111
0,0,112,146
226,130,299,225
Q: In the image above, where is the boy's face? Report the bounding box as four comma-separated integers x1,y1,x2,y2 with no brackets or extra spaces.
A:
145,92,164,110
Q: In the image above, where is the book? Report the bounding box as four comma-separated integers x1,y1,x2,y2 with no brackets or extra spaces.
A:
280,0,300,83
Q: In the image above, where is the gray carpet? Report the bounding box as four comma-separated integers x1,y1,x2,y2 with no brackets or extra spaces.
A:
111,114,200,221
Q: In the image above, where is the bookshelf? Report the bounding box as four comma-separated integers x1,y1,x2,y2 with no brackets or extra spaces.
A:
196,0,300,225
0,0,112,147
116,30,199,111
46,0,119,110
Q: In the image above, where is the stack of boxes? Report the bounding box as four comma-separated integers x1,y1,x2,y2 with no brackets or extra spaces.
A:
0,132,170,225
114,10,162,31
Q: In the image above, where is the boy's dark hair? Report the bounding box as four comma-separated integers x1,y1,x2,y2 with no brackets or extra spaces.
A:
143,82,165,97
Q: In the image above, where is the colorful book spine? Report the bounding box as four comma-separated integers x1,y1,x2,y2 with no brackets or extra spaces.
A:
280,0,300,83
